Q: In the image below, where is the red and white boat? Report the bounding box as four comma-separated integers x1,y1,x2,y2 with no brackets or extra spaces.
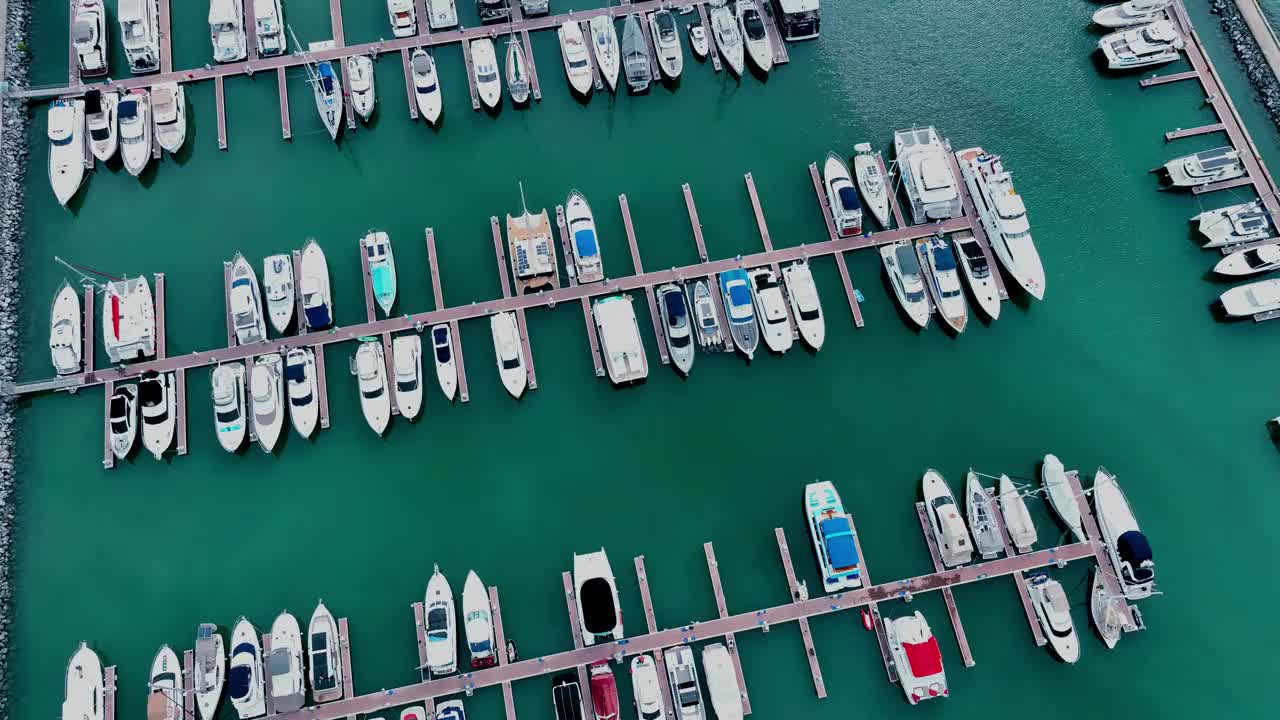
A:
102,276,156,363
886,611,947,705
588,661,618,720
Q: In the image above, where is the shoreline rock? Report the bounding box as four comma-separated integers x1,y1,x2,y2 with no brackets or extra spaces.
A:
1211,0,1280,127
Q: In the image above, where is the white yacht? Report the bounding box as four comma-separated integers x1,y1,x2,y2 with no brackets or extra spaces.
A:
392,334,423,421
48,100,87,207
1193,201,1273,248
997,474,1037,552
424,565,458,677
1090,567,1127,650
429,0,458,29
896,127,961,223
102,276,156,362
650,9,684,79
559,21,594,97
146,646,183,720
823,152,863,237
881,242,930,328
701,644,743,720
63,643,104,720
490,311,527,399
1215,244,1280,277
251,354,285,453
782,261,825,351
388,0,417,38
594,295,649,384
719,269,760,359
964,471,1001,559
354,340,391,435
922,469,973,567
411,50,443,125
228,617,266,719
1221,277,1280,317
1026,574,1081,663
211,363,247,453
471,38,502,109
361,231,398,316
209,0,249,63
311,60,344,141
589,15,621,92
851,143,890,228
656,283,696,375
348,55,376,122
430,324,458,401
254,0,286,56
709,2,745,76
663,645,705,720
804,481,863,592
574,548,623,645
152,82,186,154
956,147,1045,300
85,90,118,162
307,602,344,703
622,13,652,93
886,612,948,704
565,190,604,283
747,267,793,354
506,36,531,104
952,233,1001,321
1098,20,1183,69
230,253,267,345
109,383,137,459
262,254,294,335
284,348,318,439
118,89,152,177
917,237,968,333
139,371,175,460
119,0,161,74
49,282,82,376
688,23,709,60
462,570,497,669
268,612,305,713
737,0,773,73
629,655,665,720
1093,467,1156,599
1041,454,1085,542
193,624,225,720
73,0,109,77
1094,0,1172,28
1162,146,1244,188
689,279,725,351
300,239,333,330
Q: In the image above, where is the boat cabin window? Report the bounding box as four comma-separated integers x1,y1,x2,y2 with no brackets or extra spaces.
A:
361,386,383,400
569,58,589,70
501,356,521,370
676,680,699,707
289,391,312,407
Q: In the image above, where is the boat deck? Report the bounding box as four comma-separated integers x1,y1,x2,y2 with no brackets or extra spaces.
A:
914,502,976,667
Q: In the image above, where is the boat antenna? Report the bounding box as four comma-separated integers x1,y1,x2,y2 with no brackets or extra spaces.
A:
54,256,119,286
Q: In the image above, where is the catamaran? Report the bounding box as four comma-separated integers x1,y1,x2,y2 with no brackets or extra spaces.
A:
361,231,398,315
262,254,295,335
823,152,862,236
565,191,605,283
268,612,305,713
102,275,156,362
211,363,247,453
590,15,621,92
430,324,458,401
251,353,285,453
964,472,1001,559
917,236,968,333
300,239,333,330
228,617,265,719
719,268,760,359
118,89,152,176
747,267,792,354
146,646,183,720
593,295,649,385
139,370,175,460
1098,20,1183,69
109,384,138,459
506,187,558,293
952,233,1001,321
348,55,377,121
650,9,684,79
50,282,82,376
622,14,652,93
1092,467,1156,599
956,147,1046,299
354,340,391,435
656,283,696,375
804,481,862,592
412,50,443,124
284,348,318,439
709,1,745,76
1026,573,1081,663
425,565,458,677
230,252,267,345
783,261,825,350
63,643,105,720
881,241,930,328
85,89,118,162
462,570,497,668
48,100,87,207
152,82,186,154
392,334,423,421
490,311,527,399
254,0,287,56
737,0,773,73
209,0,248,62
1194,201,1273,248
886,611,948,704
851,143,890,228
307,602,344,703
922,469,974,567
73,0,109,77
574,548,623,645
471,38,503,109
1042,453,1084,542
506,36,531,105
1162,146,1244,188
560,20,595,96
896,126,961,223
997,474,1037,552
119,0,161,73
193,624,226,720
689,279,725,351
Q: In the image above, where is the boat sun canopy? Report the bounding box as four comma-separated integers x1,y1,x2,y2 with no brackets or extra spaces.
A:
1117,530,1154,580
579,578,617,635
284,361,307,383
819,516,859,571
837,185,861,211
573,229,599,258
227,664,252,700
903,637,943,676
119,100,138,120
728,283,751,307
933,244,958,272
663,290,687,319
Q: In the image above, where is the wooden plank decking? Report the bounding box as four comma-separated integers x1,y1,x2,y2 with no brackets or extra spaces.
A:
914,502,976,667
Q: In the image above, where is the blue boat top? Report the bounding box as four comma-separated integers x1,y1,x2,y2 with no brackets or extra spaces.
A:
573,228,599,259
819,515,859,572
371,265,395,298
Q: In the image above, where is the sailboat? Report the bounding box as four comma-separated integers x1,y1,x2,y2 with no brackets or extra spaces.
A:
589,14,621,92
293,29,343,140
506,34,531,105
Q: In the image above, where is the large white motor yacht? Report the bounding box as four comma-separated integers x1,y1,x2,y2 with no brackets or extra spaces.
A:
48,100,88,207
955,146,1045,299
1098,20,1184,69
881,242,931,328
895,126,961,223
1026,574,1081,664
1092,467,1156,599
209,0,249,63
922,470,973,567
886,611,947,704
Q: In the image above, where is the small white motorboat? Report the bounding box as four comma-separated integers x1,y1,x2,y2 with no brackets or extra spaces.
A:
881,241,930,328
348,54,377,122
1194,201,1272,248
1093,0,1172,28
139,370,175,460
387,0,417,37
1090,567,1126,650
589,15,621,92
300,238,333,330
471,38,502,109
392,334,423,421
952,233,1001,321
689,279,725,351
506,36,531,105
210,363,247,453
1026,574,1081,664
429,0,458,30
1098,19,1184,70
109,383,138,460
1092,467,1156,599
253,0,287,56
73,0,109,77
146,645,184,720
411,49,443,124
823,152,863,237
917,236,968,333
997,474,1037,552
263,254,295,335
251,353,285,453
284,347,319,439
1220,277,1280,317
851,143,891,228
885,611,947,704
209,0,249,63
782,261,825,351
63,643,104,720
746,267,793,354
573,548,623,645
709,2,744,76
737,0,773,73
688,24,710,61
1162,146,1244,188
307,601,344,703
230,252,267,345
228,617,266,719
462,570,497,669
656,283,695,376
85,89,118,162
49,282,82,376
490,311,527,399
430,324,458,401
720,269,759,359
361,231,398,316
1215,244,1280,277
268,612,305,713
593,295,649,385
701,643,744,720
922,469,973,567
650,9,684,79
1042,453,1084,542
964,471,1001,559
559,20,594,97
424,564,458,677
312,60,343,141
192,624,225,720
152,81,186,154
48,99,87,206
354,340,391,435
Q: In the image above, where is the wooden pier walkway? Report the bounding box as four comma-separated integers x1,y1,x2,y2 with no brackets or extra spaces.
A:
401,49,420,121
636,9,663,78
876,152,906,230
215,76,228,150
103,666,117,720
773,528,827,699
1140,69,1198,87
580,20,606,92
743,173,799,337
914,502,976,667
460,39,482,111
277,68,292,139
155,273,167,359
1165,122,1225,141
560,571,593,717
425,229,470,402
704,542,753,714
182,650,195,719
696,4,723,73
847,516,897,683
556,206,606,376
807,162,868,328
618,194,670,365
489,587,517,720
157,0,173,73
632,556,673,718
81,286,94,382
681,185,735,351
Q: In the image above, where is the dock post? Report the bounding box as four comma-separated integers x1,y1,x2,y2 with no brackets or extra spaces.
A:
489,587,518,720
846,515,897,682
617,194,670,365
632,556,673,718
82,285,95,380
102,380,115,469
988,489,1047,646
914,502,977,666
277,68,292,140
743,173,798,338
703,543,752,714
215,75,228,151
338,618,354,699
560,572,593,716
773,528,827,698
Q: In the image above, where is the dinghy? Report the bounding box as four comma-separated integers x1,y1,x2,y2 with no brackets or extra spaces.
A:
300,239,333,330
782,261,825,351
737,0,773,73
50,282,82,376
354,340,391,435
622,14,652,93
85,89,118,162
650,9,684,79
559,20,594,97
505,37,531,105
361,231,398,316
471,38,502,109
348,55,376,122
63,643,104,720
228,617,265,719
1042,453,1084,542
392,334,423,421
146,645,183,720
192,624,225,720
424,565,458,677
308,601,344,703
230,252,267,345
139,370,175,460
109,383,138,459
263,254,295,335
284,348,319,439
48,100,87,206
997,474,1037,552
411,49,443,124
656,283,695,375
852,143,891,228
589,15,621,92
268,612,305,713
964,472,1001,559
251,353,285,453
211,363,247,453
709,1,745,76
431,324,458,401
688,23,709,59
118,89,151,176
462,570,498,668
152,82,186,154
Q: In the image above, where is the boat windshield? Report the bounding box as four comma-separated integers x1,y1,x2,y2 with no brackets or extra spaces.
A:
501,356,521,370
427,607,449,632
216,408,241,423
676,680,699,707
569,58,589,69
743,10,766,40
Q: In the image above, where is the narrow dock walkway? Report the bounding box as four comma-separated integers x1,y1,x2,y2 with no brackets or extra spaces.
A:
215,76,228,150
1066,469,1139,631
489,588,517,720
618,194,670,365
155,273,167,358
412,600,429,679
560,571,593,717
637,8,662,78
262,633,275,716
987,489,1046,646
704,543,753,714
523,28,543,101
174,367,188,454
338,618,354,700
808,163,867,327
103,666,117,720
556,206,606,376
632,556,673,718
182,650,195,719
680,186,735,351
245,0,260,62
876,152,907,230
277,68,292,139
402,49,420,120
81,286,95,381
157,0,173,73
102,380,114,469
743,173,798,338
1192,176,1253,195
696,3,723,73
460,39,482,111
425,229,470,402
1140,69,1198,87
773,528,827,699
847,516,896,683
759,3,790,66
1165,122,1225,141
580,20,605,92
914,502,976,667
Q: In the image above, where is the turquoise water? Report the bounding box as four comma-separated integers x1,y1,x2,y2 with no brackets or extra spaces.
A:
8,1,1280,719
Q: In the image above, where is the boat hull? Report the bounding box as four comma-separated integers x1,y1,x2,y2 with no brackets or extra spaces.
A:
1041,454,1084,542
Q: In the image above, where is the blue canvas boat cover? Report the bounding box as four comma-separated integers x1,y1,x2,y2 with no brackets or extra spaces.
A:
728,284,751,307
1117,530,1154,580
371,266,394,295
304,304,331,328
228,664,252,700
837,186,862,211
933,244,958,272
118,99,138,120
819,517,859,570
284,361,306,383
318,62,336,94
432,326,449,344
662,290,687,319
573,229,598,258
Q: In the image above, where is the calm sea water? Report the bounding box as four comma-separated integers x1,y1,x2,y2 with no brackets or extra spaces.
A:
9,1,1280,718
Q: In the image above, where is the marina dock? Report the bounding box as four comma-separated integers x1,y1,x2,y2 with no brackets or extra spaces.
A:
460,38,481,111
489,587,517,720
215,76,228,151
914,502,976,667
425,229,470,402
618,194,670,365
555,207,606,377
847,516,897,683
632,556,673,718
81,285,94,383
182,650,195,720
103,665,116,720
696,4,723,73
157,0,172,73
774,528,827,699
560,571,594,716
401,49,420,121
744,173,799,339
277,68,291,139
987,487,1047,646
681,185,735,351
704,542,752,714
